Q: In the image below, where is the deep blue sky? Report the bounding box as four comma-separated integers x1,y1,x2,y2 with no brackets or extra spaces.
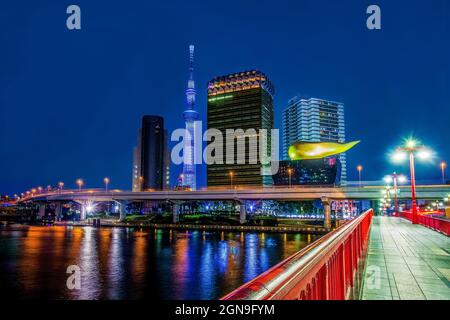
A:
0,0,449,195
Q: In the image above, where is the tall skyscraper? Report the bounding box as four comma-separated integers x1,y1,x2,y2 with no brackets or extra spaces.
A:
207,70,274,187
181,45,198,190
132,116,169,191
282,97,347,183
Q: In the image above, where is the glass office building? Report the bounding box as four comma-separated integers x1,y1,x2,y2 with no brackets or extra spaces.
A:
207,70,274,187
282,97,347,184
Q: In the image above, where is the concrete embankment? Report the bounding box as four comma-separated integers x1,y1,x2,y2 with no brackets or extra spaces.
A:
54,220,329,234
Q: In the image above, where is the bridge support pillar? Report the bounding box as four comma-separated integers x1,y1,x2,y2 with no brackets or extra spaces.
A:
119,202,127,221
173,202,180,223
38,204,46,219
322,197,331,229
55,202,63,221
239,201,246,224
80,202,87,221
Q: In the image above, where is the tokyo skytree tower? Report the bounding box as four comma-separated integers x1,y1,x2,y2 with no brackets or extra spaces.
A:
181,45,198,190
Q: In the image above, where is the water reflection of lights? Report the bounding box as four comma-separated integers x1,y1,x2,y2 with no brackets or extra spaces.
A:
1,226,316,300
243,233,259,282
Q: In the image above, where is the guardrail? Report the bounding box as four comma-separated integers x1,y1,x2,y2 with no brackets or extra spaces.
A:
399,211,449,236
222,209,373,300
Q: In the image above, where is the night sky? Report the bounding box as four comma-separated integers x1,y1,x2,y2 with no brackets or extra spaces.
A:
0,0,449,195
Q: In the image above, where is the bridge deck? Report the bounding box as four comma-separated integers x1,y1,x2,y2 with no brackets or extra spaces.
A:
361,216,450,300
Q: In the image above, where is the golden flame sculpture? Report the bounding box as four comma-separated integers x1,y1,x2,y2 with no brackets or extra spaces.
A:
288,141,360,160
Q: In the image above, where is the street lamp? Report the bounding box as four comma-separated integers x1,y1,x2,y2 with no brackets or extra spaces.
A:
384,172,407,215
104,177,110,192
58,182,64,193
287,168,293,188
229,171,234,189
76,179,84,191
357,165,363,187
441,161,447,184
139,176,144,191
392,138,432,224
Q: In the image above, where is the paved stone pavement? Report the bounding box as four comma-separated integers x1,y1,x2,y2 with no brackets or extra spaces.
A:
361,216,450,300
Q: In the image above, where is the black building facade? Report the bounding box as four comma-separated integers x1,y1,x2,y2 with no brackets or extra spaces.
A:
273,157,341,186
132,116,169,191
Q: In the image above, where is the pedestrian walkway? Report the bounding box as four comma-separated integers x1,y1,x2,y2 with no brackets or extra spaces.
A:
361,216,450,300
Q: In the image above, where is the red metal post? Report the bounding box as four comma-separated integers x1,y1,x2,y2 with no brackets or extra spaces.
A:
393,175,399,215
409,152,418,224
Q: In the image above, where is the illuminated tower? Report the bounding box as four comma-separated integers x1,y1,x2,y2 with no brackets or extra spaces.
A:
182,45,198,190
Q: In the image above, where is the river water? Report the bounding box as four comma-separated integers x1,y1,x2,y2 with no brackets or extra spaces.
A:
0,223,318,299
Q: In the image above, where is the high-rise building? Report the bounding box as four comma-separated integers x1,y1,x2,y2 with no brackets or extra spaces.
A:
207,70,274,187
181,45,199,190
132,116,169,191
282,97,347,183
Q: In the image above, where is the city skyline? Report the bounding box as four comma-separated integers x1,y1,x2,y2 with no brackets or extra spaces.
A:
1,0,449,195
0,1,449,305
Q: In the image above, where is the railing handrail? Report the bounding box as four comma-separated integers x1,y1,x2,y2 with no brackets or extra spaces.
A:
398,211,449,236
222,209,373,300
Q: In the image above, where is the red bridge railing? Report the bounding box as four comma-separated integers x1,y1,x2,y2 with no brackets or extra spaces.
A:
222,209,373,300
399,211,449,236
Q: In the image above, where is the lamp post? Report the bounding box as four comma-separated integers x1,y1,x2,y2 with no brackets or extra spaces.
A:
139,176,144,191
287,168,293,188
441,162,447,184
58,182,64,193
76,179,84,191
384,173,407,216
392,138,432,224
357,165,363,187
229,171,234,189
104,177,110,192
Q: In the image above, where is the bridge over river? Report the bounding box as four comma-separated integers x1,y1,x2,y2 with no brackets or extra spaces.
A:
18,184,450,229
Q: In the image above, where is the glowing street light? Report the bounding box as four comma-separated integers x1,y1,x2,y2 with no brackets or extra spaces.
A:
58,182,64,193
357,165,363,187
384,172,407,215
229,171,234,189
391,138,433,224
441,161,447,184
287,168,293,188
76,179,84,191
139,176,144,191
104,177,110,192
